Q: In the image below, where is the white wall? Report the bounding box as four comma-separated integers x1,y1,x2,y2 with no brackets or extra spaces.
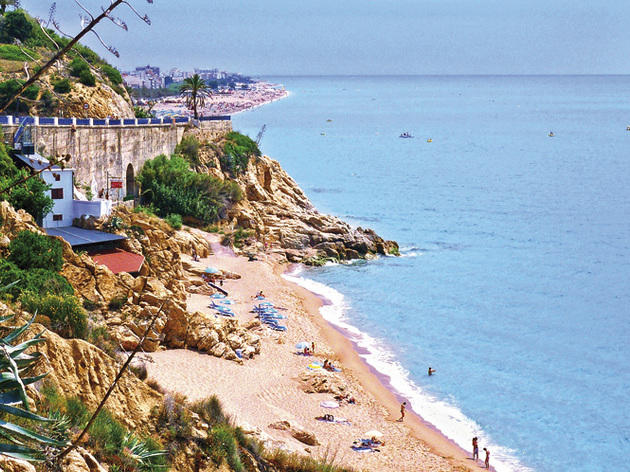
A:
42,169,74,228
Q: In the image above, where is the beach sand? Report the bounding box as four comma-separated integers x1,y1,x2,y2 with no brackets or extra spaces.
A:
146,232,479,471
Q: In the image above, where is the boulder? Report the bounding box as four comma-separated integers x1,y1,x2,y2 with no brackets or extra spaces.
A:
0,456,36,472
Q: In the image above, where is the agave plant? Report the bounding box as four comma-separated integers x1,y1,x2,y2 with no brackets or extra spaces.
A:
0,286,68,461
120,433,167,471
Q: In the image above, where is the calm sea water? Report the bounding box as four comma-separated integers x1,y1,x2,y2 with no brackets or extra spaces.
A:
233,76,630,472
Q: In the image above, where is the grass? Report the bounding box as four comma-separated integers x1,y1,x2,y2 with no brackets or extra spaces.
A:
38,384,168,471
0,44,40,61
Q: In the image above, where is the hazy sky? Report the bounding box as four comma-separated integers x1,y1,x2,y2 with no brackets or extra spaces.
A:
21,0,630,75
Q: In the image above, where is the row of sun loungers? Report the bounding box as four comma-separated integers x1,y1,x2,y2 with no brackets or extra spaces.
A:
253,297,287,331
210,293,235,317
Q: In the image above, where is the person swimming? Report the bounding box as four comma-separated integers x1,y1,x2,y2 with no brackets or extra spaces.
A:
428,367,436,376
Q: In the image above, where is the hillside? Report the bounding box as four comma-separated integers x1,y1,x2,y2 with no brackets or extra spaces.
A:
0,8,133,117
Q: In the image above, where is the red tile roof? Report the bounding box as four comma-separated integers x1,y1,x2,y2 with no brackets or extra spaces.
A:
91,249,144,274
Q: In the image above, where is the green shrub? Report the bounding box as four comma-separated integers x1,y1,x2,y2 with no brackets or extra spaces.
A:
87,325,116,358
65,397,90,428
165,213,182,230
156,394,194,443
129,363,148,381
69,58,89,77
0,260,73,301
208,424,243,472
174,135,200,165
221,132,261,175
0,79,42,114
79,69,96,86
134,204,157,216
89,409,126,456
108,296,126,311
83,298,100,311
53,78,72,94
134,105,152,118
101,63,122,85
8,230,63,271
20,293,87,339
190,395,226,427
0,11,33,43
138,154,243,225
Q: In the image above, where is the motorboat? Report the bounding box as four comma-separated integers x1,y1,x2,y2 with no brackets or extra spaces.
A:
399,132,413,138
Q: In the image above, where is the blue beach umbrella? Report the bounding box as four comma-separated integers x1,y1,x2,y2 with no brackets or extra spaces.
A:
205,267,219,274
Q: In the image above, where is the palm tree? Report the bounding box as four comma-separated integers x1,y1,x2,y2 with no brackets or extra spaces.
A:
179,74,209,119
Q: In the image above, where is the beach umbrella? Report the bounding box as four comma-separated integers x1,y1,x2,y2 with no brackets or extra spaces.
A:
364,430,383,438
307,363,322,370
296,341,310,350
205,267,219,274
320,401,340,409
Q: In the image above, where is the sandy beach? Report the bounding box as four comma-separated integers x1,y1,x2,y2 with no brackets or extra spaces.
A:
146,232,480,471
151,81,288,117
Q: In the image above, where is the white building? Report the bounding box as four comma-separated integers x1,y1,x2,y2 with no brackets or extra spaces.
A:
14,153,112,228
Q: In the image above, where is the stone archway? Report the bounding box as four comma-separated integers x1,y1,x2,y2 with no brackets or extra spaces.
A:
126,163,136,198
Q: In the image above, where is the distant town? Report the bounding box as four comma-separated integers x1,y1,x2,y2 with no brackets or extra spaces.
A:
121,65,287,117
122,65,255,98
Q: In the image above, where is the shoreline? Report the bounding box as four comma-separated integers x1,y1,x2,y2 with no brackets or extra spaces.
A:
280,265,483,472
146,236,481,471
151,81,289,117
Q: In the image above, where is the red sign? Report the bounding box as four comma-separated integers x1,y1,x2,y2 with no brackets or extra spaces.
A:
110,180,123,189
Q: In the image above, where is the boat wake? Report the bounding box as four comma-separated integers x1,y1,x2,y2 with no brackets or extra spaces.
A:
283,266,533,472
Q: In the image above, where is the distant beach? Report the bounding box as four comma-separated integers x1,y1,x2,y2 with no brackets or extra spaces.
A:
151,81,288,117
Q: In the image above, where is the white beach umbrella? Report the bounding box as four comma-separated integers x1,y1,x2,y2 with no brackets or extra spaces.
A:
364,430,383,438
296,341,310,350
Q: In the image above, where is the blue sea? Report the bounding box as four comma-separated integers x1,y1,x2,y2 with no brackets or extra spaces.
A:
233,76,630,472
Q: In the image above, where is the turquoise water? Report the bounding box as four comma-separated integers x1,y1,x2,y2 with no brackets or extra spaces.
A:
233,76,630,472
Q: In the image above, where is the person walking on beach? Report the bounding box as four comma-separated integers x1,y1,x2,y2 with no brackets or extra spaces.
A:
472,437,479,461
399,401,406,422
484,447,490,469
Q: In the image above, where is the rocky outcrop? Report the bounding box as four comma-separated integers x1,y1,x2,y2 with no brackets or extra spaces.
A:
269,420,320,446
184,129,399,264
0,456,36,472
31,326,162,431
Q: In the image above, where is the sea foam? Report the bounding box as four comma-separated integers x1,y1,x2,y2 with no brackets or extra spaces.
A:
283,266,533,472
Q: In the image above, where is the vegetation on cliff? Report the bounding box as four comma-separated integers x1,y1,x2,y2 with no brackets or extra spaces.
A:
0,8,132,116
137,153,243,225
0,142,53,223
0,311,66,462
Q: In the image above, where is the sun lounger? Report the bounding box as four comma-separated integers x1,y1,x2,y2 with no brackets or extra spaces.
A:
211,293,226,299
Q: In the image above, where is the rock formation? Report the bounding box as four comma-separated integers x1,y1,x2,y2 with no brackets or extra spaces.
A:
182,128,399,264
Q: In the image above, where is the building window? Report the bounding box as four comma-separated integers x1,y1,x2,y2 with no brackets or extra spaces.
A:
51,188,63,199
53,173,61,181
52,214,63,221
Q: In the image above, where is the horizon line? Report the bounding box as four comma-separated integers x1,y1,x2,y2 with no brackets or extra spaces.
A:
251,73,630,78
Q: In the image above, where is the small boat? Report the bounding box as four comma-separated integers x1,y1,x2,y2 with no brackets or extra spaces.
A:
399,132,413,138
427,138,432,143
626,126,630,131
548,131,555,137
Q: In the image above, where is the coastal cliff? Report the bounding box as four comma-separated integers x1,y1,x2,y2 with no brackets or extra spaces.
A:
183,128,399,264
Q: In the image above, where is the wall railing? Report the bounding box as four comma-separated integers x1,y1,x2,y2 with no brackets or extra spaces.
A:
0,114,230,127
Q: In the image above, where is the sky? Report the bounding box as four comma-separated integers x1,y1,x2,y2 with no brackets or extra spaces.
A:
20,0,630,76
